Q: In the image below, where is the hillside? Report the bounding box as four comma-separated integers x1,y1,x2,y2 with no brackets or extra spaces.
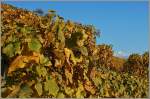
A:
112,56,126,71
1,4,149,98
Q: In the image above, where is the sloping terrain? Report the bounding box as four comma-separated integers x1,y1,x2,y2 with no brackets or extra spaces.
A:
1,4,149,98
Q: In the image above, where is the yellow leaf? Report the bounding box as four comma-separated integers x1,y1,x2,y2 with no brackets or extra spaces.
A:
8,56,27,74
8,53,41,74
65,68,73,84
64,48,71,60
64,48,83,65
76,81,85,98
54,59,62,68
35,82,43,96
84,80,96,94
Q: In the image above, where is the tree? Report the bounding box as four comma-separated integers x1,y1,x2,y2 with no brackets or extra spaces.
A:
142,51,149,67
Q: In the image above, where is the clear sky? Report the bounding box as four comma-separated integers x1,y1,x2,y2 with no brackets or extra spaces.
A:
3,1,149,56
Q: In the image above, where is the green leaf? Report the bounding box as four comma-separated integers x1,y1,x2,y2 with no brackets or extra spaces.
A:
56,25,65,48
65,32,83,48
14,42,21,55
7,34,18,44
18,84,33,98
2,41,21,57
44,78,59,97
57,25,65,44
64,87,74,96
119,84,125,94
93,77,102,87
76,32,88,47
36,66,47,77
20,27,34,35
57,92,65,98
76,82,85,98
40,54,52,67
79,46,88,56
35,82,43,96
28,38,42,52
2,43,14,57
76,39,84,47
20,27,27,34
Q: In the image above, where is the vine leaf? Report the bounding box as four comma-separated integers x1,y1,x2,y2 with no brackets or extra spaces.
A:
92,77,102,87
6,85,20,98
70,52,83,65
78,46,88,56
64,48,83,65
57,92,65,98
20,27,33,35
39,54,52,67
28,38,42,52
7,56,27,74
2,43,14,57
7,54,40,75
18,84,33,98
57,25,65,46
84,80,96,94
35,82,43,96
2,41,21,58
14,42,21,55
54,59,62,68
64,87,74,96
65,68,73,84
44,78,59,97
36,66,47,77
76,81,85,98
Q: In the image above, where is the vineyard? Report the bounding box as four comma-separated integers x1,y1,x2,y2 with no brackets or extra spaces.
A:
1,4,149,98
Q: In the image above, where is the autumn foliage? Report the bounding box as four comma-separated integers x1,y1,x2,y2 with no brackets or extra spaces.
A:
1,4,149,98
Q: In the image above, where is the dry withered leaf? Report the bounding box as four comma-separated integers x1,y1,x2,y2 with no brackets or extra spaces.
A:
8,53,41,74
84,80,96,95
65,67,73,84
1,4,149,98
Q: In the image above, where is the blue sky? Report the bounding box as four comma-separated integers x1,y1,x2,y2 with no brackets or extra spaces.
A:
3,1,149,56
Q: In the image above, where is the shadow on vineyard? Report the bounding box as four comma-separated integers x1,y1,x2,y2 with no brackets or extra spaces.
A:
1,4,149,98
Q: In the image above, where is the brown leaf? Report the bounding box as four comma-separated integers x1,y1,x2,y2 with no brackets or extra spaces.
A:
90,67,97,79
8,53,41,75
65,67,73,84
7,84,21,98
84,80,96,94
